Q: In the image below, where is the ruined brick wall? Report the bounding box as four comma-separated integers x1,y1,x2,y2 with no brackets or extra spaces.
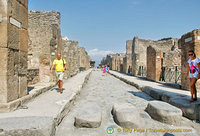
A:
123,55,132,74
162,48,181,84
62,39,91,78
100,57,107,66
123,40,133,74
62,40,80,78
79,47,91,71
126,40,132,55
115,53,125,72
102,53,125,72
147,46,162,81
180,29,200,90
100,54,114,69
0,0,28,103
28,10,61,83
132,36,179,77
111,55,117,70
27,69,39,85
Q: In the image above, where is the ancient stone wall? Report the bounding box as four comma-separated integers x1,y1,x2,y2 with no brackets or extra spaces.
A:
28,10,61,83
111,53,125,72
180,29,200,90
100,54,113,69
62,40,80,78
123,40,133,74
161,48,181,84
79,47,91,71
132,36,179,77
62,39,91,78
145,38,181,83
123,55,132,74
126,40,132,55
0,0,28,103
27,69,39,85
101,53,125,72
146,46,162,81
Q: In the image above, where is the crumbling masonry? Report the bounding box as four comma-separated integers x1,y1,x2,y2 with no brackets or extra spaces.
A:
28,10,61,84
0,0,28,111
0,2,91,112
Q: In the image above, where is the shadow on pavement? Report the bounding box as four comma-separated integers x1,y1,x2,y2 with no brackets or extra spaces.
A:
128,91,154,101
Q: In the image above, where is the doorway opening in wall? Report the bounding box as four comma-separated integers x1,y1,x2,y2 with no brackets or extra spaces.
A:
160,66,181,84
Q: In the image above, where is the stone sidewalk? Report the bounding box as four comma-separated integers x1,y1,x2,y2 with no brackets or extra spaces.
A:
0,69,92,136
109,70,200,121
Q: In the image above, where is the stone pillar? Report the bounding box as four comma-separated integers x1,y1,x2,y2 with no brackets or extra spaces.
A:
180,29,200,90
132,53,139,76
112,57,116,70
126,40,132,55
123,40,133,74
146,46,162,81
0,0,28,111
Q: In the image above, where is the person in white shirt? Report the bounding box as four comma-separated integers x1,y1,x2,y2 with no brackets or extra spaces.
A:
185,50,200,102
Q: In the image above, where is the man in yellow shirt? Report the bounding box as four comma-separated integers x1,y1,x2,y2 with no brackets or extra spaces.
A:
50,53,67,93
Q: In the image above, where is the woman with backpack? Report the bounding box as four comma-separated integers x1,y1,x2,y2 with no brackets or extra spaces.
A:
186,50,200,102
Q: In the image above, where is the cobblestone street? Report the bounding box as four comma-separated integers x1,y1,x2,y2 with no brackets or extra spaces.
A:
56,70,200,136
1,1,200,136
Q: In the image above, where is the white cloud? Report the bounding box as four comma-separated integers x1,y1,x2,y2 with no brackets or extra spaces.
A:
88,48,114,64
88,48,114,57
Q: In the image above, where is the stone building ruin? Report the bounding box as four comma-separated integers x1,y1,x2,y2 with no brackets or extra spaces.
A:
101,35,182,87
28,10,61,84
101,53,125,73
132,36,180,78
0,2,91,112
62,39,91,78
101,29,200,91
28,10,91,84
123,40,132,74
0,0,29,112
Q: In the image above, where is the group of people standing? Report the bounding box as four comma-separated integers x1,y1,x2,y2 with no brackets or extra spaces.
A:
103,65,109,75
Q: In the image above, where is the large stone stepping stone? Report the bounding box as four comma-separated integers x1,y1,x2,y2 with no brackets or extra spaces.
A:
146,101,182,125
74,105,102,128
112,103,144,128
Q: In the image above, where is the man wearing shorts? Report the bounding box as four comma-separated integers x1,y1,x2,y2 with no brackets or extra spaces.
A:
50,53,67,93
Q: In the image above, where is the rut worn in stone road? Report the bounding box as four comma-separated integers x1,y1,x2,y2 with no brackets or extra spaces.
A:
56,70,200,136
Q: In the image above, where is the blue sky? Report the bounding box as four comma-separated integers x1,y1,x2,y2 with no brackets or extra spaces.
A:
29,0,200,65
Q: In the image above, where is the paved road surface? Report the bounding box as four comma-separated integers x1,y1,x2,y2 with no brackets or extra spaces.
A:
56,70,200,136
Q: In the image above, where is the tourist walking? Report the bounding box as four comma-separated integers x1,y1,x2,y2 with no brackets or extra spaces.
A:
50,53,67,93
103,66,106,73
105,65,109,76
186,50,200,102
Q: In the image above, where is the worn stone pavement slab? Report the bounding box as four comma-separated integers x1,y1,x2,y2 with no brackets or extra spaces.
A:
55,70,200,136
0,69,92,136
109,70,200,121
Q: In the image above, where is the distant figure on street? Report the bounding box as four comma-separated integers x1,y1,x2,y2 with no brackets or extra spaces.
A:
103,66,106,73
107,65,110,73
185,50,200,102
104,65,109,76
50,53,67,93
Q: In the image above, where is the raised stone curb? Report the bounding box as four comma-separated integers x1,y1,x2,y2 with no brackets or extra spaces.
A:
0,82,55,113
146,101,182,125
109,71,200,121
0,69,93,136
0,117,56,136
